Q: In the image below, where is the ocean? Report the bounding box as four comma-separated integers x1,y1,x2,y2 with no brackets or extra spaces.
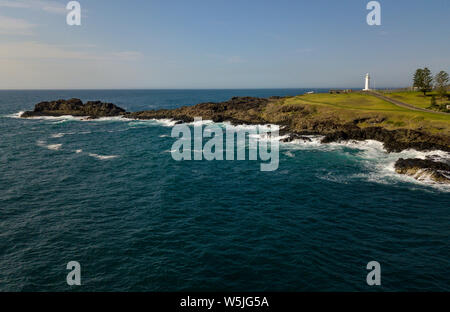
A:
0,89,449,291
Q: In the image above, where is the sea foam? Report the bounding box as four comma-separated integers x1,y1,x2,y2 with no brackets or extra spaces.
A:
88,153,119,160
283,136,450,191
36,140,62,151
4,111,25,118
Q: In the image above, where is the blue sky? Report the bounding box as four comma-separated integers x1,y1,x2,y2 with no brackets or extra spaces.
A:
0,0,449,89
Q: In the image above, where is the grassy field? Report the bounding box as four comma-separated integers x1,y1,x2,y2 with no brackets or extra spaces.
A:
380,90,449,109
265,92,450,135
288,92,407,111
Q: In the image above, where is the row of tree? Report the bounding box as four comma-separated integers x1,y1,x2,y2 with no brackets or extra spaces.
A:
413,68,449,97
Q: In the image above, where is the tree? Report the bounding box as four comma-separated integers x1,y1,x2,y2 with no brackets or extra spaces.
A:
429,95,438,109
413,69,423,90
434,70,449,98
413,67,433,95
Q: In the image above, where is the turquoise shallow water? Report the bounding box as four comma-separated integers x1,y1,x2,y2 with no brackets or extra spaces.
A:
0,89,449,291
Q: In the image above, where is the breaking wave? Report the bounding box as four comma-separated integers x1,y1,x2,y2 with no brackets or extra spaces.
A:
36,140,62,151
283,137,450,191
3,111,25,118
88,153,119,160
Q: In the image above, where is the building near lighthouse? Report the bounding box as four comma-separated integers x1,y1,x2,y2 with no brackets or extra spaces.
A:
363,73,371,91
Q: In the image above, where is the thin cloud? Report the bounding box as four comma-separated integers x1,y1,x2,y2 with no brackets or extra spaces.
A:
0,0,66,15
0,15,36,35
0,41,142,61
0,0,30,8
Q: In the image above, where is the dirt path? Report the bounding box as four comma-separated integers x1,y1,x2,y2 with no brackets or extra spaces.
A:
366,91,449,115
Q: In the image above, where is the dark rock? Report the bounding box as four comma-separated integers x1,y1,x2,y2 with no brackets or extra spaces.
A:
21,98,126,118
321,127,450,153
126,96,270,125
281,133,312,143
394,158,450,184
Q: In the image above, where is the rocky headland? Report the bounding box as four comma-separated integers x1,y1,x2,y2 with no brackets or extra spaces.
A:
21,96,450,184
130,96,449,153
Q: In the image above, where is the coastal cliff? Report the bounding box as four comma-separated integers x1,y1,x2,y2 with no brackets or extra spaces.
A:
21,96,450,183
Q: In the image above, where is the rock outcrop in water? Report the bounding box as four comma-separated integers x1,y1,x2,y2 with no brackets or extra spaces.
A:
395,158,450,184
21,98,126,118
127,96,270,125
21,96,450,154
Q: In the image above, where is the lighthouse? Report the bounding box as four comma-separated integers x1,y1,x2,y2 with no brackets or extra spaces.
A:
363,73,370,91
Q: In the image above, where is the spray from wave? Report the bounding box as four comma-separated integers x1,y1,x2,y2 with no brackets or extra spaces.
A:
283,137,450,191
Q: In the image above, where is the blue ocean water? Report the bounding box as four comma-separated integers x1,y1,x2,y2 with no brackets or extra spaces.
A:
0,89,449,292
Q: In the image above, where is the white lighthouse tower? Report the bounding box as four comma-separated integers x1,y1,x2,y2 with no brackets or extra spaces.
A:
363,73,371,91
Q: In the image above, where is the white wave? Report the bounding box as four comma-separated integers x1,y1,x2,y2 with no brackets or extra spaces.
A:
284,151,295,158
154,119,178,127
282,136,449,191
29,115,86,121
249,132,288,143
282,135,326,149
47,144,62,151
94,116,128,121
220,122,278,132
8,112,210,129
4,111,24,118
51,133,65,138
75,149,83,154
88,153,118,160
352,144,449,190
317,171,350,184
14,114,131,123
187,119,214,127
36,140,62,151
129,118,178,127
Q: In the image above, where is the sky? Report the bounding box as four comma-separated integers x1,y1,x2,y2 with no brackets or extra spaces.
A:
0,0,449,89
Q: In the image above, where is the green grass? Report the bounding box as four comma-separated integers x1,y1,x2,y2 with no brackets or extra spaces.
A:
268,92,450,135
290,92,408,112
380,91,449,109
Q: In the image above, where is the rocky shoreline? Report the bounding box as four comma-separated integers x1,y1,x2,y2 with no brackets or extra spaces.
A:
395,158,450,184
21,97,450,184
